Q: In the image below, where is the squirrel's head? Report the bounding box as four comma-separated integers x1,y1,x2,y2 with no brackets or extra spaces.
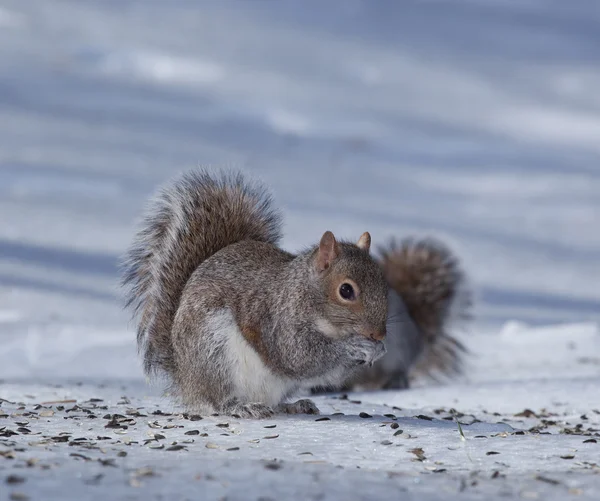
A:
312,230,388,343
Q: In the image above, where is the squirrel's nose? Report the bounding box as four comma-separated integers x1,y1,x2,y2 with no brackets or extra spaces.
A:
369,330,386,341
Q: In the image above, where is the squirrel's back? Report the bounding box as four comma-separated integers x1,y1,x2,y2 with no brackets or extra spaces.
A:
121,169,283,375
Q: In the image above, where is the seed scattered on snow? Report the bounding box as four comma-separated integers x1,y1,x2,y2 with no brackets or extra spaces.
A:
486,451,500,456
390,422,399,429
264,424,277,428
5,475,25,485
394,430,403,436
9,492,29,501
227,447,240,451
51,436,70,443
359,412,372,419
263,435,279,439
315,417,330,422
185,430,200,435
133,467,156,478
166,445,186,451
583,439,597,443
151,410,172,416
205,443,219,449
409,448,426,461
381,440,393,446
535,475,560,485
216,423,229,428
560,455,575,460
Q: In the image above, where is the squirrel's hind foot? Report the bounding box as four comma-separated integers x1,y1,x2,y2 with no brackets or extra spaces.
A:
276,399,320,415
224,401,275,419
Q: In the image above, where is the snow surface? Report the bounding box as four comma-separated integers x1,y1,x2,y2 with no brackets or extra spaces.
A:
0,0,599,499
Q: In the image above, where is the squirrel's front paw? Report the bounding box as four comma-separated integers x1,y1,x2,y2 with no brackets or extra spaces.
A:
277,399,320,415
346,338,387,368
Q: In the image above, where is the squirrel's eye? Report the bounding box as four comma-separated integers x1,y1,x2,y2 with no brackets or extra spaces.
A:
339,283,355,301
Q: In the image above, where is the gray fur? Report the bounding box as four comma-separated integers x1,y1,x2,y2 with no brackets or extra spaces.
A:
121,169,389,417
121,169,283,375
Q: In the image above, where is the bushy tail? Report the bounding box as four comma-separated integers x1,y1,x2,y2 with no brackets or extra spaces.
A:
379,236,472,382
121,169,282,375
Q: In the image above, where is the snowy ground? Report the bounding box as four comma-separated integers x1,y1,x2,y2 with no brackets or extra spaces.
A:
0,1,599,499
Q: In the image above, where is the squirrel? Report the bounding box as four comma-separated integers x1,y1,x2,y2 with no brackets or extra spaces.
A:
121,169,390,418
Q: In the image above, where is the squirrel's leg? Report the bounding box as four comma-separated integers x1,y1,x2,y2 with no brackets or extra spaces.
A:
275,399,320,415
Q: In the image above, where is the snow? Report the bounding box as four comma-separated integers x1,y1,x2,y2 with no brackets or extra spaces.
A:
1,0,599,499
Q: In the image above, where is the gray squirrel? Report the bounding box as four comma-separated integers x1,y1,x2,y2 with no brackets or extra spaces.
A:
121,169,471,418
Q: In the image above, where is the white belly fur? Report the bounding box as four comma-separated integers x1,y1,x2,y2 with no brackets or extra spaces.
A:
205,308,294,406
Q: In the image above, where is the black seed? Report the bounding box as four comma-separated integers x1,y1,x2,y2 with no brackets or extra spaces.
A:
6,475,25,484
535,475,560,485
359,412,372,419
166,445,186,451
414,415,433,421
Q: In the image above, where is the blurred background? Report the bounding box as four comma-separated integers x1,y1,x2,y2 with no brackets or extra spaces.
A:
0,0,599,379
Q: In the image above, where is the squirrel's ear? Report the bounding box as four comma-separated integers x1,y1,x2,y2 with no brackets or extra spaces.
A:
356,232,371,253
316,231,339,271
